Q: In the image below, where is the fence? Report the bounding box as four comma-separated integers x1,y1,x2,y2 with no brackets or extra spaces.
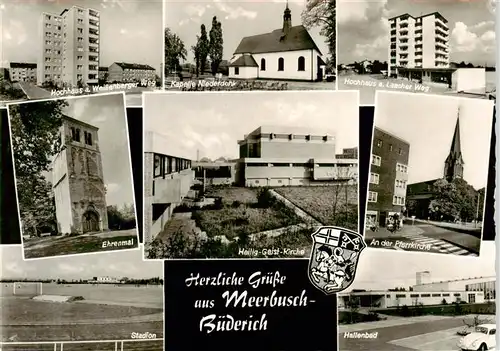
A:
0,338,164,351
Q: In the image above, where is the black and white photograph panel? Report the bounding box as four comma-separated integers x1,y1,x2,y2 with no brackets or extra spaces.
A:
1,109,22,245
338,241,496,351
0,244,164,350
337,0,496,104
164,0,335,92
0,0,163,108
7,92,139,260
365,91,494,257
143,91,359,260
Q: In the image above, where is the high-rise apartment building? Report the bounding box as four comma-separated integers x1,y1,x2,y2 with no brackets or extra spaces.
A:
38,6,100,87
389,12,449,77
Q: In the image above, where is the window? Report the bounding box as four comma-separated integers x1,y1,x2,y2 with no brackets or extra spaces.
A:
395,180,407,188
77,56,83,61
369,172,379,185
420,294,430,297
153,155,162,177
398,148,403,155
410,294,419,298
395,294,406,298
71,127,81,142
84,131,92,146
393,196,405,206
278,57,284,71
298,56,305,71
368,191,378,203
77,65,83,70
489,329,496,335
432,294,441,297
453,293,461,297
78,19,83,24
260,58,266,71
234,67,239,75
371,154,381,166
78,28,83,34
376,139,383,147
442,293,450,297
396,163,408,173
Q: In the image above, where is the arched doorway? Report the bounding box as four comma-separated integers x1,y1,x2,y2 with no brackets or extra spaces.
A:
82,210,100,233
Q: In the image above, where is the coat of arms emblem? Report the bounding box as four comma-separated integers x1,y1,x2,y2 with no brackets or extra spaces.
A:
308,226,366,294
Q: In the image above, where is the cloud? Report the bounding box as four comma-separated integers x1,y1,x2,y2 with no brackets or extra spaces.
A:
338,0,388,25
4,20,27,46
106,183,120,194
58,263,85,274
353,34,389,59
184,4,206,17
451,21,495,54
213,0,258,20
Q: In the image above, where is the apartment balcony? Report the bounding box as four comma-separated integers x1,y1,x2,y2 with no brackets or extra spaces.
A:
399,45,408,51
152,170,194,204
415,51,422,57
89,47,99,53
89,10,99,19
435,27,448,38
89,29,99,37
399,30,409,37
391,30,396,36
435,17,448,30
89,40,99,46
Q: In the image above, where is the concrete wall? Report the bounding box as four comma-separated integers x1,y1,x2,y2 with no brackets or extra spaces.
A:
260,139,335,159
229,49,320,81
452,68,486,94
422,15,436,68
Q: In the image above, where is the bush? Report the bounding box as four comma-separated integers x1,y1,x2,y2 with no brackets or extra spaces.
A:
231,200,242,208
256,187,275,208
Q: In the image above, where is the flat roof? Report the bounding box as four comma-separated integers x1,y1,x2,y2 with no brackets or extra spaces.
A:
374,126,411,145
398,67,456,73
62,115,98,131
339,290,483,296
414,276,496,286
389,11,448,23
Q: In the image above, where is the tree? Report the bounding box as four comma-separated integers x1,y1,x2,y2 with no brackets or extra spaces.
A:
165,28,187,75
9,101,67,235
209,16,224,76
429,178,479,222
301,0,336,71
191,41,201,77
198,24,210,74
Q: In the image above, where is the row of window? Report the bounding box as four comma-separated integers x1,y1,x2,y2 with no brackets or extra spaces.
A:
395,179,406,188
234,56,307,75
70,127,93,146
375,139,404,155
367,191,406,206
153,154,192,178
391,293,460,298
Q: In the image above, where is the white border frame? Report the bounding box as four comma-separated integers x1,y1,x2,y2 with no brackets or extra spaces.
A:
141,89,361,261
5,91,141,261
362,89,495,258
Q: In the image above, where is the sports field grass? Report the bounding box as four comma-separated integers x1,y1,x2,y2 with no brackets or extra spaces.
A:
0,284,163,345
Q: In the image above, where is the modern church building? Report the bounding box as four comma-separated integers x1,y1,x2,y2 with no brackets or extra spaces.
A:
236,125,358,187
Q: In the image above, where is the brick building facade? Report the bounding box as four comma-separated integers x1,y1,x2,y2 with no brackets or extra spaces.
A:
366,127,410,228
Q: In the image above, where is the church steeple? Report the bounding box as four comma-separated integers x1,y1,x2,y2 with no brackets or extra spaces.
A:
282,1,292,36
443,108,464,182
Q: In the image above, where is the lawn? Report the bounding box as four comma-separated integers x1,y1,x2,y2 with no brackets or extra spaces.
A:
23,230,138,259
193,206,302,239
203,187,258,205
274,185,358,230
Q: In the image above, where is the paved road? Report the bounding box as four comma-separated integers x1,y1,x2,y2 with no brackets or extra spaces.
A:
16,82,52,99
339,316,467,351
365,223,480,256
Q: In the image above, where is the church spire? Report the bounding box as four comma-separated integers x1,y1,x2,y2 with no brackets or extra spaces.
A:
443,107,464,182
283,1,292,36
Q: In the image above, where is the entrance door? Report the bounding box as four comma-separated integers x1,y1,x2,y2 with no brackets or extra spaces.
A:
468,293,476,304
83,211,100,233
379,212,387,227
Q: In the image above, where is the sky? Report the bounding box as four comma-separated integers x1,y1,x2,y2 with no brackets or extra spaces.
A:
374,91,494,189
338,0,496,66
0,0,163,73
25,93,135,207
348,241,495,291
144,91,359,161
0,245,163,280
164,0,328,63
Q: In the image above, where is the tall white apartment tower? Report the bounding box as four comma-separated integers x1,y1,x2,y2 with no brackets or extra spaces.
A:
38,6,100,87
389,12,449,77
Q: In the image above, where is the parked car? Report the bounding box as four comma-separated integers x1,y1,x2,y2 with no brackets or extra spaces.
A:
457,324,496,351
